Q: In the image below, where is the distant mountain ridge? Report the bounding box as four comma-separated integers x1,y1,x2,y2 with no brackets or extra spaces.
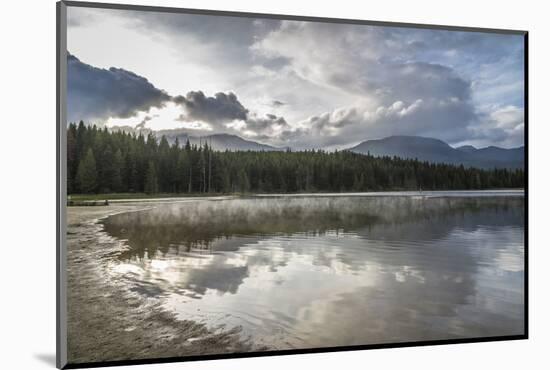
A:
157,131,283,152
108,126,283,151
348,135,524,169
109,126,523,169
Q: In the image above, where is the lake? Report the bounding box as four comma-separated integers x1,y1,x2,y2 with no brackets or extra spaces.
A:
101,191,525,350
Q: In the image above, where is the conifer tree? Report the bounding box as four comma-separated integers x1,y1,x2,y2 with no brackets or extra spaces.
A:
76,148,98,193
66,123,525,195
112,149,124,192
144,160,159,194
67,124,77,193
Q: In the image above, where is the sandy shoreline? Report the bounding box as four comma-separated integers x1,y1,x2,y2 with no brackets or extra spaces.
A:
66,203,252,364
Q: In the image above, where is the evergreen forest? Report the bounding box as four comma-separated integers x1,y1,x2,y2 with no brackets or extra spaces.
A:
67,122,525,194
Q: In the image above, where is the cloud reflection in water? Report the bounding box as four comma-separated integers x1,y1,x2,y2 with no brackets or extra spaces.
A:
101,196,524,349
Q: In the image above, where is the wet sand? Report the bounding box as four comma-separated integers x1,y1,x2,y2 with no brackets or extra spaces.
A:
66,203,252,364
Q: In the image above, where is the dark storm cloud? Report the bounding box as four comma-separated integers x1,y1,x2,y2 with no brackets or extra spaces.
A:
246,113,288,132
67,49,290,137
67,53,170,123
174,90,289,137
174,91,249,124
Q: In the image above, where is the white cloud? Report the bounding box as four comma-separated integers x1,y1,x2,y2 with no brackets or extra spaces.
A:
68,7,524,149
490,106,525,130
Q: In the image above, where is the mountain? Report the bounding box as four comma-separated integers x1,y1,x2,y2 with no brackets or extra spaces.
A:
348,135,524,169
456,145,477,153
109,127,524,169
157,131,283,152
109,126,283,151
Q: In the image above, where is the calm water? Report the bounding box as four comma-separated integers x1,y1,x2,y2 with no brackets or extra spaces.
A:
101,192,525,349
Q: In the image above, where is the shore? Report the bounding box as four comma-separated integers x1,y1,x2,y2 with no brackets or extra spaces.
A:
66,203,252,364
68,189,525,204
65,191,525,363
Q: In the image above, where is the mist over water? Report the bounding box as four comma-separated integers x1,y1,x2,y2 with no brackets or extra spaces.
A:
101,194,524,349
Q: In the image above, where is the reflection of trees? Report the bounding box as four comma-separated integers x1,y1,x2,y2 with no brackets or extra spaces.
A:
100,195,524,325
358,198,524,243
102,197,524,262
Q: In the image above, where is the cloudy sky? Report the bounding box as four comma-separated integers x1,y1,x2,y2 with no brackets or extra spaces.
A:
67,6,525,149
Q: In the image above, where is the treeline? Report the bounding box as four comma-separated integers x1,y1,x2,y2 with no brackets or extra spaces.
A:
67,122,524,194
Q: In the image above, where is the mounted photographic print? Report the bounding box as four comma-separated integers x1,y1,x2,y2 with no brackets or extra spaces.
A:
56,1,528,368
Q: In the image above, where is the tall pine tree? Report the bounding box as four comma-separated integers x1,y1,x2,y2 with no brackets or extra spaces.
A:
144,161,159,194
76,148,98,193
112,149,124,192
66,123,525,195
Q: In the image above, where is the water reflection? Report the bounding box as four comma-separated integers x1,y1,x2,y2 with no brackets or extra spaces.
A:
101,195,524,348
